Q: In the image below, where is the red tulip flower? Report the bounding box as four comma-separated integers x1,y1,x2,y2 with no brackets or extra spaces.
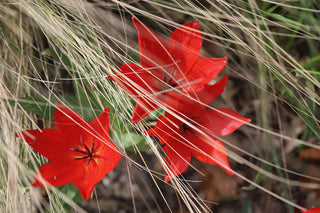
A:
109,17,227,123
145,77,251,182
17,103,121,200
302,207,320,213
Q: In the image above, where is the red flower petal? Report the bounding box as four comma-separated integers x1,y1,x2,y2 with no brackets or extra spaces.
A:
54,103,90,140
74,143,121,200
131,97,160,123
157,114,233,176
200,108,251,136
145,114,176,144
132,17,171,70
163,142,191,182
32,158,84,187
146,114,195,181
17,129,74,160
88,106,110,140
167,21,202,75
302,207,320,213
187,57,227,86
109,63,161,97
192,75,228,107
192,138,233,175
146,108,241,181
167,75,228,113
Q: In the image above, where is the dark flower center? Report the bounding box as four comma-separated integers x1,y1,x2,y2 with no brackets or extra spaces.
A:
70,136,96,165
161,67,185,92
180,117,203,138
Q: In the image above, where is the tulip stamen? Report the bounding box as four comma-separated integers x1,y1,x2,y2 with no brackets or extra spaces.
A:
180,117,202,138
71,136,96,165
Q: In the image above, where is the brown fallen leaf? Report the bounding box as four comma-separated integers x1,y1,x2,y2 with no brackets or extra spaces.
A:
196,163,244,209
299,148,320,161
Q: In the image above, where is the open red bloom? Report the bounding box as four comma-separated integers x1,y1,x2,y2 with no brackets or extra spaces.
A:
17,103,121,200
302,207,320,213
109,17,227,123
145,77,251,182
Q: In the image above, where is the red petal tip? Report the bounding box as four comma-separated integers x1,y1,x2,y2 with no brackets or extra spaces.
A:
192,21,199,26
31,179,43,187
54,102,64,109
225,168,234,176
223,57,228,63
107,74,114,80
164,175,171,183
302,207,320,213
216,75,228,88
132,16,140,25
222,74,228,81
131,117,140,124
102,106,109,113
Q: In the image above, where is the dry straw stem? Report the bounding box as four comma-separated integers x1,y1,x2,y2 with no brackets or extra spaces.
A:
0,0,319,212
